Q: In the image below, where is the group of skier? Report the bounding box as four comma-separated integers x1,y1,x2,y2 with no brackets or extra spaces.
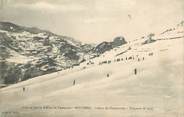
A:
22,51,153,91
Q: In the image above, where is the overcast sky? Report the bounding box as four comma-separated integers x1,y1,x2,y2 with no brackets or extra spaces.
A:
0,0,184,43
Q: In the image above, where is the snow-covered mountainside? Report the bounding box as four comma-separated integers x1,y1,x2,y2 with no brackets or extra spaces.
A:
0,22,129,85
0,21,183,117
0,22,95,84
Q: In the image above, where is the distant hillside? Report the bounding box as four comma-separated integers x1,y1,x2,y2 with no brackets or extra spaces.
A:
0,22,94,84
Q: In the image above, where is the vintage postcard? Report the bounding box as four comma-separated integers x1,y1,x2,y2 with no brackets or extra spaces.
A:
0,0,184,117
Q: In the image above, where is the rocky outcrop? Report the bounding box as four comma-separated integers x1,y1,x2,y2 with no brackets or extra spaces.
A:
94,36,127,54
111,36,127,48
142,33,156,45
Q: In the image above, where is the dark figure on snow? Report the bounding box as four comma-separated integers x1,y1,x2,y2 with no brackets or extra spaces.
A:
73,80,76,85
107,73,110,78
138,58,140,62
134,68,137,75
23,87,25,92
143,57,145,60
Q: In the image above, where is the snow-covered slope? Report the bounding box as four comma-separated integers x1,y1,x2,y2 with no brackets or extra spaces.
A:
81,21,184,67
0,22,183,117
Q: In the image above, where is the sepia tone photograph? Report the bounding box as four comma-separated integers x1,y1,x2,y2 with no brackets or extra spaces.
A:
0,0,184,117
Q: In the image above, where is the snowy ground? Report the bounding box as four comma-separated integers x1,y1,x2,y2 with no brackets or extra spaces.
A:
0,38,184,117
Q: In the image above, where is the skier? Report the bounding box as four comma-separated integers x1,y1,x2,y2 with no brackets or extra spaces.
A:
107,74,109,77
73,80,76,86
138,58,140,62
23,87,25,92
134,68,137,75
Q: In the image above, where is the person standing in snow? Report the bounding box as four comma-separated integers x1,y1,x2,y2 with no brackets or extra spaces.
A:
73,80,76,85
23,87,25,92
138,58,140,62
134,68,137,75
107,73,110,78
